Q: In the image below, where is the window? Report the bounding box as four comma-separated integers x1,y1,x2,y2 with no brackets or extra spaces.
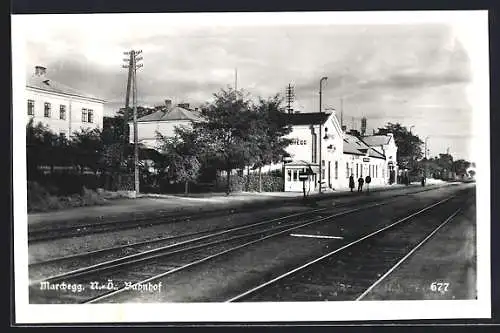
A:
27,100,35,116
321,169,325,180
287,170,292,182
59,105,66,120
82,108,88,122
382,167,385,179
311,133,317,163
334,161,338,180
376,165,378,178
88,109,94,123
293,170,298,181
346,162,349,178
356,163,358,178
44,102,51,118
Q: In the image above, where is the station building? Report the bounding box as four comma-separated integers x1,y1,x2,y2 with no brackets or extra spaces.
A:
282,111,397,192
25,66,106,137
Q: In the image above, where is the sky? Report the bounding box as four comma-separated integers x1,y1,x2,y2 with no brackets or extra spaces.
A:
17,12,488,162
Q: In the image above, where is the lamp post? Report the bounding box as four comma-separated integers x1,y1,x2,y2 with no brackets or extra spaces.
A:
424,136,429,179
318,76,328,194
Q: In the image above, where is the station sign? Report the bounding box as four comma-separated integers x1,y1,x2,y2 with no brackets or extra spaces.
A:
298,173,309,181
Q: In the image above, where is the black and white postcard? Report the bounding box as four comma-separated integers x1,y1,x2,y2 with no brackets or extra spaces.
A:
12,10,490,323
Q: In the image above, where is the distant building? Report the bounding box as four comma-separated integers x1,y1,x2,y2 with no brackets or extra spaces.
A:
25,65,106,137
130,100,202,149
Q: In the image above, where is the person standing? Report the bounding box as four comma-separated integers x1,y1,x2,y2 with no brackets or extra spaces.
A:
365,175,371,192
349,175,355,192
358,176,364,192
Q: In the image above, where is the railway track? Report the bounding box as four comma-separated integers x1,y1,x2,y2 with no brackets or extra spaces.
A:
29,206,331,280
29,185,469,303
30,199,391,303
226,191,472,302
28,183,454,243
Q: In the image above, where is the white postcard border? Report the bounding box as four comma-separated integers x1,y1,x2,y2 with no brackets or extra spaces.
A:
12,10,491,324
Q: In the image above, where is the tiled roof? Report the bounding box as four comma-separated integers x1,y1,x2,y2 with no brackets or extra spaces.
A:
362,135,391,146
137,106,202,122
26,76,105,102
283,112,331,126
343,134,385,159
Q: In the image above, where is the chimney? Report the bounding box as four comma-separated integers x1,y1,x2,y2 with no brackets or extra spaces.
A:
341,125,347,132
34,66,47,77
164,99,172,109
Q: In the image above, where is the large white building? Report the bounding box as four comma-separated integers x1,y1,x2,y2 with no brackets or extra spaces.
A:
282,111,394,192
25,66,106,137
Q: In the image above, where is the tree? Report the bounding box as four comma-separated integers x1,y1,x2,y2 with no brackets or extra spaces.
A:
452,159,471,177
70,128,104,174
194,88,257,194
101,116,132,171
375,123,423,173
156,126,201,194
26,119,69,177
252,94,293,192
117,106,158,122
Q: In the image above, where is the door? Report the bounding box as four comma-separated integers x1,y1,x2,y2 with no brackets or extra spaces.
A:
328,161,331,188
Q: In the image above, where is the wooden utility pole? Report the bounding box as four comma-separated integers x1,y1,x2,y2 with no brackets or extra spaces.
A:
286,83,295,114
123,50,143,195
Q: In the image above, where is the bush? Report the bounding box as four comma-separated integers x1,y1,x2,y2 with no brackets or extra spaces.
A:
245,173,283,192
215,175,245,192
27,181,64,212
216,173,283,192
27,181,108,213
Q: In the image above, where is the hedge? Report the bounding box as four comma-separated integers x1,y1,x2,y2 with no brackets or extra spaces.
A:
216,173,283,192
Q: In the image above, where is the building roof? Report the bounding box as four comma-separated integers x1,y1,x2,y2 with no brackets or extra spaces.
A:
26,76,106,102
283,112,331,126
362,135,392,146
343,134,385,159
137,106,202,122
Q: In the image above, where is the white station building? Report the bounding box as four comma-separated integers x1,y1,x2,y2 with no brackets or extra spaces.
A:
282,111,398,192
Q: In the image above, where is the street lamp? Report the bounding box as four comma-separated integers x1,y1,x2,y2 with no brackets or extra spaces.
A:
424,136,430,179
318,76,328,194
424,136,429,159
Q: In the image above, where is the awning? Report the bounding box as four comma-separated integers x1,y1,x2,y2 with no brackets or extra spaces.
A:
285,160,320,173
